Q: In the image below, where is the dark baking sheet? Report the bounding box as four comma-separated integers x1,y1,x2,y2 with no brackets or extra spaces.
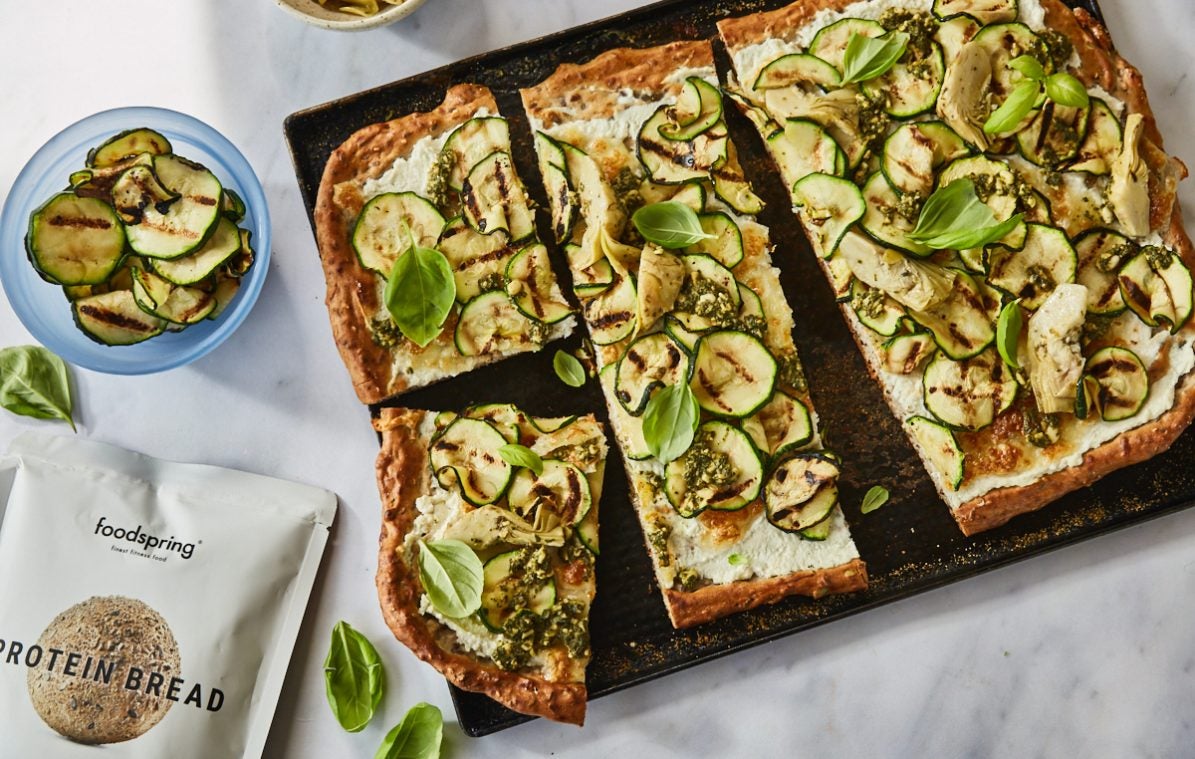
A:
279,0,1179,739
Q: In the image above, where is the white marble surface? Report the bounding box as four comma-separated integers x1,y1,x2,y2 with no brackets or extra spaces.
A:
1,1,1194,757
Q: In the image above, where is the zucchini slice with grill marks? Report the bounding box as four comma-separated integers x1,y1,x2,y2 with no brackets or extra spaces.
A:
671,254,741,332
906,415,965,490
862,42,946,119
438,216,515,303
767,119,843,188
791,173,865,258
661,77,723,140
111,164,179,224
923,349,1018,431
935,15,981,63
1069,99,1123,175
1075,228,1130,315
882,121,971,197
860,172,932,257
505,243,572,325
883,332,937,374
73,290,166,346
583,273,637,345
600,364,652,460
1118,247,1194,332
87,128,172,169
478,550,557,632
687,212,744,269
638,106,728,184
429,416,513,506
26,193,126,286
208,271,241,320
665,421,764,517
441,117,511,191
712,143,765,215
987,224,1078,310
147,217,242,286
568,244,615,296
615,332,691,415
690,330,777,418
1017,101,1091,167
764,453,839,533
972,23,1041,100
462,151,536,241
352,192,446,275
741,391,814,459
809,17,885,72
535,131,577,243
664,315,703,351
131,267,215,325
851,279,909,337
508,459,592,525
933,0,1018,24
221,188,246,222
464,402,524,444
1085,346,1149,422
454,290,540,356
937,155,1020,223
909,269,997,360
126,155,222,260
753,53,842,91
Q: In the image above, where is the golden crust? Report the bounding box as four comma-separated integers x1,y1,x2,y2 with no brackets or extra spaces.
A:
313,84,497,405
716,0,858,53
520,41,714,128
373,407,587,725
663,559,868,629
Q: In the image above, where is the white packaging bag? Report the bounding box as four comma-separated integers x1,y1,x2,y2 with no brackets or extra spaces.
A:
0,433,336,758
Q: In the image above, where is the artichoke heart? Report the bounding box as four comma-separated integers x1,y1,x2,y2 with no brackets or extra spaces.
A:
440,504,566,549
599,226,642,277
839,233,955,311
937,41,992,150
1110,113,1151,237
1028,283,1089,415
635,243,685,332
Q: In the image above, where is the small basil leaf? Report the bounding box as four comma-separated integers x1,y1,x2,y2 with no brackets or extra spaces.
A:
984,80,1042,135
375,702,443,759
997,300,1024,369
499,443,544,475
323,621,385,733
841,31,909,85
1044,72,1090,108
860,485,890,514
384,245,456,348
642,382,700,463
728,553,746,566
1008,55,1045,82
909,179,1025,250
416,539,483,618
632,201,715,249
0,346,75,430
553,349,586,387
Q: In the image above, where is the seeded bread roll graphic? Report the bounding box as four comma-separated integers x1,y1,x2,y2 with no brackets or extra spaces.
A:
26,596,181,745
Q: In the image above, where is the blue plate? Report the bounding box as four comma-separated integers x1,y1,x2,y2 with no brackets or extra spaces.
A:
0,107,271,374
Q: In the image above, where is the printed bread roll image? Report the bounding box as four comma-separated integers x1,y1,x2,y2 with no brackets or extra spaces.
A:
26,596,181,745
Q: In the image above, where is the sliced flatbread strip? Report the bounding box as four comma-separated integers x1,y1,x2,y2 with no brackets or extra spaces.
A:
375,405,606,725
521,41,867,629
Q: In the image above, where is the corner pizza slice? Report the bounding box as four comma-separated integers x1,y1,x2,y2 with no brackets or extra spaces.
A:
521,41,867,629
315,84,574,404
718,0,1195,534
375,404,606,725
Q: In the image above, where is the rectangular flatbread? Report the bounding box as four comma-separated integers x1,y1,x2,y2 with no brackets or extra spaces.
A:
718,0,1195,535
521,41,867,629
314,84,574,404
374,405,606,724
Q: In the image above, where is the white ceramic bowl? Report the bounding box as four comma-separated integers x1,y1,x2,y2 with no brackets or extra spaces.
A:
274,0,428,31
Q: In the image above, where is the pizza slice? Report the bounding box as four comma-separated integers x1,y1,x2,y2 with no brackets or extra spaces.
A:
374,404,606,724
718,0,1195,534
521,41,867,629
314,84,574,404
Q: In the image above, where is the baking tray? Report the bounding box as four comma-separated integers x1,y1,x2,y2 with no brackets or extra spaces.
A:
279,0,1186,739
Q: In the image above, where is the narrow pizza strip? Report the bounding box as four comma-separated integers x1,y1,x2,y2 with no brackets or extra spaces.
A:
315,84,574,404
375,404,606,725
521,41,867,629
718,0,1195,535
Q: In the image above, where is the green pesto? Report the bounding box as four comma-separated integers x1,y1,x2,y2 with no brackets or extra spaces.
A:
426,149,456,210
370,318,405,348
879,9,937,59
777,351,809,393
1027,263,1057,293
646,518,672,568
856,92,890,155
1083,313,1117,344
970,169,1035,207
676,567,701,592
739,313,768,341
478,271,506,293
682,428,737,500
852,283,889,320
675,275,739,327
1023,406,1062,448
1099,242,1137,273
1039,30,1075,72
1145,245,1175,269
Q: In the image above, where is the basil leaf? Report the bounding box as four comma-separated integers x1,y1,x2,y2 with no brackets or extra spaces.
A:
728,553,746,566
0,345,75,430
383,245,456,348
499,443,544,475
632,201,714,249
553,349,586,387
860,485,890,514
997,300,1024,369
909,179,1025,250
642,382,700,463
323,621,385,733
1008,54,1045,82
416,539,483,618
1044,72,1090,108
983,79,1042,135
840,31,909,85
375,702,443,759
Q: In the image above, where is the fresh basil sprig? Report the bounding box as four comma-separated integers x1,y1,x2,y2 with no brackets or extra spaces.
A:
416,539,484,618
499,443,544,475
642,382,700,463
840,31,909,85
375,702,442,759
997,300,1024,369
860,485,890,514
984,55,1090,134
909,179,1024,250
632,201,714,249
383,242,456,348
324,621,385,733
0,345,75,430
553,349,586,387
